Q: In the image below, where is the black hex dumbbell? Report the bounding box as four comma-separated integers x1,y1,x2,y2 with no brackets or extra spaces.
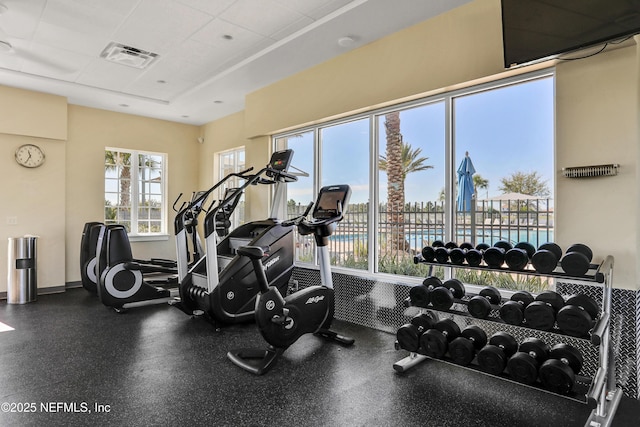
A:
524,290,565,331
396,311,439,352
449,242,473,265
464,243,485,267
499,290,534,326
409,276,442,308
477,331,519,375
538,343,584,395
507,337,550,385
419,319,461,359
505,242,536,270
560,243,593,277
531,242,562,274
448,325,488,366
483,241,512,268
467,286,502,319
430,278,466,310
556,294,600,337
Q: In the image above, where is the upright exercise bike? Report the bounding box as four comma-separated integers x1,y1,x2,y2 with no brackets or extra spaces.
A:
227,184,355,375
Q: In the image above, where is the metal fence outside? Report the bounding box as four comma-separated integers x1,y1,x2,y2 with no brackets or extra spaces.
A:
288,197,554,275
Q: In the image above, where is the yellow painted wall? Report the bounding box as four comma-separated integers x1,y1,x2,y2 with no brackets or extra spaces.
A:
199,112,270,223
0,86,67,140
65,105,201,283
555,45,638,289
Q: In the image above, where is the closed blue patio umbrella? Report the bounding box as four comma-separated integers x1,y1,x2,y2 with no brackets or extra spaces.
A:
457,151,476,212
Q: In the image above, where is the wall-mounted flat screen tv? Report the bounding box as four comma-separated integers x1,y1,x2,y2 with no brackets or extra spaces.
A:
502,0,640,68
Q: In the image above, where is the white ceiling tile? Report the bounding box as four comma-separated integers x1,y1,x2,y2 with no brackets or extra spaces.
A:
33,22,111,57
269,15,314,40
18,41,93,81
273,0,352,19
0,0,47,39
39,0,125,39
76,59,146,92
191,18,265,51
113,0,214,55
220,0,304,37
175,0,237,17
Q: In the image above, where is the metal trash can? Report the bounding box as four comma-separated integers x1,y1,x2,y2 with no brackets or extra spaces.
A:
7,236,38,304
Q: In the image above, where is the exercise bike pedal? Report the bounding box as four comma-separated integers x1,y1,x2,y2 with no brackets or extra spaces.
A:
315,329,355,346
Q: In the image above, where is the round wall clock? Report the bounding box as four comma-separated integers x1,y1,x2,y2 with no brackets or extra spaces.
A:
15,144,45,168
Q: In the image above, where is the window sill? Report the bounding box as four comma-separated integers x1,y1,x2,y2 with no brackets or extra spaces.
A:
128,234,170,242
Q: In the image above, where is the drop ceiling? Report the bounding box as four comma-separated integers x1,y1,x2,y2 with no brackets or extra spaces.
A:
0,0,471,125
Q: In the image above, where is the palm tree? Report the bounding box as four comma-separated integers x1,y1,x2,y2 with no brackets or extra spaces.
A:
380,112,433,251
105,151,132,226
473,174,489,199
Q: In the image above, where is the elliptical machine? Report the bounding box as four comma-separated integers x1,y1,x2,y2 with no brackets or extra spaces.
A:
172,149,298,326
79,190,207,295
227,184,355,375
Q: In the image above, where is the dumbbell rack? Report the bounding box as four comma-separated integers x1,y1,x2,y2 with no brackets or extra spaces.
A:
393,255,621,427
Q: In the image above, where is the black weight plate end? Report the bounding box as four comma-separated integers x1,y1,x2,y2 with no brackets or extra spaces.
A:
434,318,461,340
410,312,438,334
483,247,505,268
539,359,576,394
419,329,447,358
499,300,524,326
507,352,539,385
515,241,536,259
459,242,474,250
475,242,490,251
449,248,466,265
512,290,534,306
566,243,593,262
423,276,443,287
443,278,466,299
538,242,563,260
489,332,518,357
449,337,476,366
519,337,550,361
434,247,450,264
505,248,529,270
531,249,558,274
480,286,501,305
565,294,600,319
560,252,590,276
536,290,565,312
468,296,491,319
477,345,508,375
460,325,487,348
556,305,593,337
430,287,454,310
431,240,445,248
421,246,435,262
396,324,420,352
524,301,556,331
409,285,431,308
494,240,513,251
465,249,483,266
550,343,583,373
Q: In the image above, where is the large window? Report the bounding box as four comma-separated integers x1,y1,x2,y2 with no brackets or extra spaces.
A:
275,70,554,284
104,148,167,235
216,147,246,228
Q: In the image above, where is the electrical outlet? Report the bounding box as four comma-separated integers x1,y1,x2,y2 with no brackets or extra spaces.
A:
6,216,17,225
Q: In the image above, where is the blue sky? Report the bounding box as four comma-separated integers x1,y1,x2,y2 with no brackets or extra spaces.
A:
284,75,554,205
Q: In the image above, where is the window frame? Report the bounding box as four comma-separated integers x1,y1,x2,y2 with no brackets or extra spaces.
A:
274,68,555,283
104,147,169,240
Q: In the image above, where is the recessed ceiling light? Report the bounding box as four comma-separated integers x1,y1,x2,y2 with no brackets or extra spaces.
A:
157,79,166,84
119,103,129,107
0,40,13,53
338,36,355,47
222,34,233,41
214,100,223,104
181,115,189,118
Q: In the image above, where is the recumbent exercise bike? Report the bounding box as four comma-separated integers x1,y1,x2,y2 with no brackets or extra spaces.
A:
227,184,355,375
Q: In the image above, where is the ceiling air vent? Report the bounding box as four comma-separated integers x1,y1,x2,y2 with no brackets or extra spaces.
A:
100,42,158,69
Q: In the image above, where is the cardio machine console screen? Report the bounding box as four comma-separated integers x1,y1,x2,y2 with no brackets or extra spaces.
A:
267,149,293,176
313,185,351,219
